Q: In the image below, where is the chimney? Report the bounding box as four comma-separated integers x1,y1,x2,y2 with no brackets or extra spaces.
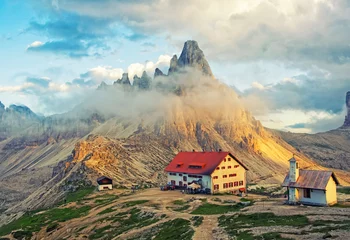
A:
192,149,195,152
289,155,299,182
219,149,222,152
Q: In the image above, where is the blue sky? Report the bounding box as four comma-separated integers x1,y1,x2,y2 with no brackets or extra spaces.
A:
1,0,350,133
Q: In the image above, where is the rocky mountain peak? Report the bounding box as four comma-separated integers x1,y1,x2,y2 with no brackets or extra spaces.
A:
177,40,213,77
344,91,350,127
133,71,151,90
97,81,108,91
154,68,165,78
168,55,179,74
115,73,131,86
0,101,4,110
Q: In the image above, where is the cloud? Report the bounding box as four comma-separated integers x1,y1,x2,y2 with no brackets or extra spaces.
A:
80,66,124,83
27,41,43,49
38,0,350,65
25,10,115,57
286,123,306,129
127,55,172,79
27,40,93,58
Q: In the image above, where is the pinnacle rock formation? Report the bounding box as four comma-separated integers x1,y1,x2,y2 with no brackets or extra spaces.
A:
168,55,179,74
0,101,4,118
154,68,165,78
133,71,152,90
177,40,213,77
97,81,109,91
344,91,350,127
115,73,131,86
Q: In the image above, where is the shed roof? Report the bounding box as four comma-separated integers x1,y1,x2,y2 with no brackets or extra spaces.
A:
164,152,248,175
282,170,339,190
97,176,112,181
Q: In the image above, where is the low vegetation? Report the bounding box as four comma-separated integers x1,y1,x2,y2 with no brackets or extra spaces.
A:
94,194,119,206
0,206,91,237
89,208,159,239
127,218,194,240
122,200,149,208
219,212,309,239
65,186,95,204
337,188,350,194
190,216,204,227
191,202,250,215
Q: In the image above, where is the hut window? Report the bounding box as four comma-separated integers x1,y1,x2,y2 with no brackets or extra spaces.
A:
229,174,236,177
304,189,311,198
234,165,239,168
221,166,225,169
228,158,231,161
223,175,227,178
183,176,187,181
228,166,232,169
169,173,177,176
223,183,228,189
234,181,238,186
229,182,233,187
214,184,219,190
216,167,220,170
213,176,218,179
239,181,243,186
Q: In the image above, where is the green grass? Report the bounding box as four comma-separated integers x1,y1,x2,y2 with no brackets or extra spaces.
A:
12,231,32,240
153,218,194,240
173,199,187,205
65,186,95,203
191,203,249,215
89,208,160,239
122,200,149,208
240,198,253,202
0,206,91,237
172,205,190,212
337,188,350,194
218,212,309,238
190,216,204,227
97,207,115,215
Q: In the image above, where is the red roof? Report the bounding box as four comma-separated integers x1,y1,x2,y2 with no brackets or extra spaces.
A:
165,152,248,175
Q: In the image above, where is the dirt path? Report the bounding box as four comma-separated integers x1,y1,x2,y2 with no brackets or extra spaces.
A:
193,216,218,240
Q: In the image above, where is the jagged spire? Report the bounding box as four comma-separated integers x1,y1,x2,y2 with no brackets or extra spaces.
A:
177,40,213,77
154,68,165,78
168,55,179,75
344,91,350,127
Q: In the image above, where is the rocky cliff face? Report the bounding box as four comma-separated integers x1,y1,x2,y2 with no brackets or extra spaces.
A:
344,91,350,127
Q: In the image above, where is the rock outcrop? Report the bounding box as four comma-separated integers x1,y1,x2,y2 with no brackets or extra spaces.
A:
154,68,165,78
97,81,109,91
177,40,213,77
133,71,152,90
0,101,4,118
344,91,350,127
168,55,179,74
167,40,213,77
114,73,131,86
